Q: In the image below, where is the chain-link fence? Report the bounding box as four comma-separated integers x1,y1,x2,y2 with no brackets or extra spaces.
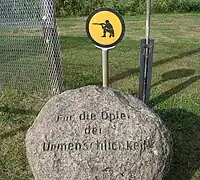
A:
0,0,63,96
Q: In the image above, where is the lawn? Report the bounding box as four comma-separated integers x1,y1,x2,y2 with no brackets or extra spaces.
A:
0,13,200,180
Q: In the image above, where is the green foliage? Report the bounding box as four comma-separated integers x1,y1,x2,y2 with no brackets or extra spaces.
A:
53,0,147,16
54,0,200,17
152,0,171,13
168,0,200,12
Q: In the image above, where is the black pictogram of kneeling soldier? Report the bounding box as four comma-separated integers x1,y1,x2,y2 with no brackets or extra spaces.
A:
92,20,115,38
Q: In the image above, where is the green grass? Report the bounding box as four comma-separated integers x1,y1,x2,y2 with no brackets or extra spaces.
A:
1,13,200,179
0,32,52,94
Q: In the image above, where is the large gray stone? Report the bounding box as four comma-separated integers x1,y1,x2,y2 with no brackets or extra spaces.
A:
26,85,172,180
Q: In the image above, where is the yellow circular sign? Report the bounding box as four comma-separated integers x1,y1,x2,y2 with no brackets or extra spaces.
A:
86,8,125,48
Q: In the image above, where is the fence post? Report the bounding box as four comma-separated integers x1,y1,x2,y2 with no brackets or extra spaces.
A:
41,0,64,95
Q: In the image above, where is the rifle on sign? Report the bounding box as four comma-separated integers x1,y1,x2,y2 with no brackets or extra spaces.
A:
92,23,106,26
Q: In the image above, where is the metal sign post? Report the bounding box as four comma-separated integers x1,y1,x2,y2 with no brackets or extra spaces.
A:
102,49,109,87
139,0,154,105
96,46,115,87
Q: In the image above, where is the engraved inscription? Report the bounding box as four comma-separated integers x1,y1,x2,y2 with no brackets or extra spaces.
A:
43,111,152,155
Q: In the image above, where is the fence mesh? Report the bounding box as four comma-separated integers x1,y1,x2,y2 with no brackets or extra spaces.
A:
0,0,63,96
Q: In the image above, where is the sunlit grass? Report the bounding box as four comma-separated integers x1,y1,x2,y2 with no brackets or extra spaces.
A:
0,13,200,179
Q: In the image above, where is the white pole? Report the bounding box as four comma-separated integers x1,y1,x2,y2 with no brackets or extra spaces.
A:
102,49,109,87
143,0,151,101
95,46,115,88
146,0,151,45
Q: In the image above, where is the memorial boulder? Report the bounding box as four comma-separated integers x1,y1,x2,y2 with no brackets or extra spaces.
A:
26,85,172,180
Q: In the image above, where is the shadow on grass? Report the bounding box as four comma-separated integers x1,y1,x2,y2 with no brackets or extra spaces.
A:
0,125,30,139
109,48,200,84
156,108,200,180
150,75,200,106
0,106,39,116
152,69,196,87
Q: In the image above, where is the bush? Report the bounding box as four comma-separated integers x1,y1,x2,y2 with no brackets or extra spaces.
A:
169,0,200,12
54,0,200,17
152,0,171,13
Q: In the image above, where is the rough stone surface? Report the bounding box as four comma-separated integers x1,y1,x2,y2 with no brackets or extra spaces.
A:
26,85,172,180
